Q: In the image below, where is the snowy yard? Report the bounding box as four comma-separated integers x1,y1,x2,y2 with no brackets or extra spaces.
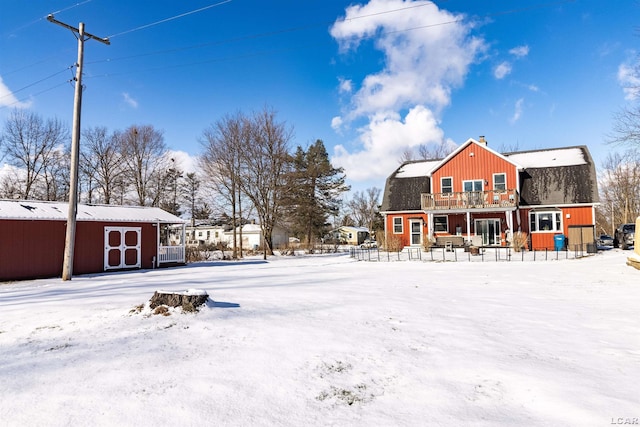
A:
1,249,638,426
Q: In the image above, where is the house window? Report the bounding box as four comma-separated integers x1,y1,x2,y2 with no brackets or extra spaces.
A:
215,231,219,238
198,231,203,237
434,216,448,233
529,211,562,232
393,217,403,234
441,177,453,194
493,173,506,191
207,231,211,239
463,180,484,192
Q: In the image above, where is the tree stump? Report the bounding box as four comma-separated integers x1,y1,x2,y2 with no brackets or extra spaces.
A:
149,289,209,312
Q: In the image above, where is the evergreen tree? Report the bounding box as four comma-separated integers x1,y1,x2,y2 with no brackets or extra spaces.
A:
285,139,349,245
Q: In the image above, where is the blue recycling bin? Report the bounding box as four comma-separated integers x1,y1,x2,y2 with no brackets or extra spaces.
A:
554,234,565,251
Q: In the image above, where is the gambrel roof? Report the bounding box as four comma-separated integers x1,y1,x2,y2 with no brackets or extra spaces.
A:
505,146,599,206
381,143,599,212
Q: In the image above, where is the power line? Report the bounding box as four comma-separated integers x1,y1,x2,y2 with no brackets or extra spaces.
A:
2,0,578,107
86,0,571,68
0,81,72,110
0,66,73,100
106,0,235,39
1,0,93,38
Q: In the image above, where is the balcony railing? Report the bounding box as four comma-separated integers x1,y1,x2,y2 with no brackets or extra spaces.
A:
421,189,519,211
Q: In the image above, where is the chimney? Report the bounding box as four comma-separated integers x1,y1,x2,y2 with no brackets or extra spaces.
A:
478,135,487,145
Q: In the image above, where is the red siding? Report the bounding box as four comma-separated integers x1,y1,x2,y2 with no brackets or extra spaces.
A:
385,213,428,248
521,206,594,250
432,143,518,193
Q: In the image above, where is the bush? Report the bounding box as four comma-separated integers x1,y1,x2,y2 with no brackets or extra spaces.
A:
385,233,404,252
512,231,528,252
422,233,435,251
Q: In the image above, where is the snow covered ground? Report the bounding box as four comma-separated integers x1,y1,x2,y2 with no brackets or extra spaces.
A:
1,249,638,426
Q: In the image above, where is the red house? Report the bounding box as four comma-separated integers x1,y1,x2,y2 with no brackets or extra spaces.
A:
380,137,599,251
0,200,187,281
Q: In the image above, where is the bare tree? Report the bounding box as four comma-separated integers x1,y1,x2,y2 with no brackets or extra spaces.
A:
80,126,125,204
238,107,293,258
0,109,69,199
200,112,247,258
39,147,70,201
609,55,640,147
610,105,640,147
347,187,382,234
597,148,640,234
118,125,169,206
417,139,457,160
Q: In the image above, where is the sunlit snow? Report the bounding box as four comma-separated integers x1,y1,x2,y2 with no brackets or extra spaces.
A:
1,249,638,426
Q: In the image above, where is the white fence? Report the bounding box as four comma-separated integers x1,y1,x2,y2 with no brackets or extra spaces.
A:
158,246,185,264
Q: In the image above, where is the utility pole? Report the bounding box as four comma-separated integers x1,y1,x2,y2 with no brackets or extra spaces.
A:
47,15,110,281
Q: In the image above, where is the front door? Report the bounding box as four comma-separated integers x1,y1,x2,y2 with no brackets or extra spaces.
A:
104,227,141,271
410,219,422,246
475,219,500,246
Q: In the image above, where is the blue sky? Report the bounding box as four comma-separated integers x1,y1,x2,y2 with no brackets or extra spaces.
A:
1,0,638,193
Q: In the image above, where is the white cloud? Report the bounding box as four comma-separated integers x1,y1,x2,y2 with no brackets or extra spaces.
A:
617,61,640,101
338,77,352,94
510,98,524,124
330,0,485,181
331,0,484,121
331,116,343,131
494,61,512,80
167,150,196,173
122,92,138,109
332,106,444,181
0,75,31,109
509,45,529,58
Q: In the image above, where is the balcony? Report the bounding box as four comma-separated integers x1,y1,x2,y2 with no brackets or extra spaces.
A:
421,189,519,211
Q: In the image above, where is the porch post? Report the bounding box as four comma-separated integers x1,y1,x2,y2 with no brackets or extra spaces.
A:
181,223,186,263
466,211,471,242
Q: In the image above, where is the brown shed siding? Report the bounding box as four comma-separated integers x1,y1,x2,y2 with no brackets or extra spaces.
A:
1,219,159,281
1,219,66,281
73,221,158,275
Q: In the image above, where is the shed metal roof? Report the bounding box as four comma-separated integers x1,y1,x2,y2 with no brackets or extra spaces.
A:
0,200,186,223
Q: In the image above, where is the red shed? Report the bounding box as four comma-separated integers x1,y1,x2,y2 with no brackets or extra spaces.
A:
0,200,187,281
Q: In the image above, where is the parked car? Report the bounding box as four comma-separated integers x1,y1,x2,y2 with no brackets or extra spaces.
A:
360,239,377,249
597,234,614,247
613,223,635,250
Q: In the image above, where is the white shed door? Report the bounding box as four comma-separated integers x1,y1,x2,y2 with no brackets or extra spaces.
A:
104,227,141,271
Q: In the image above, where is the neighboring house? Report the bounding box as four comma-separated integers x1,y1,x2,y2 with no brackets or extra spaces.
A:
186,224,228,246
380,137,599,250
330,226,371,245
224,223,290,250
0,200,187,281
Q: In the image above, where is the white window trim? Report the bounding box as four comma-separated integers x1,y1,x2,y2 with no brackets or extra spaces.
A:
463,179,484,192
392,217,403,234
529,211,563,233
493,173,507,192
433,215,449,233
441,176,453,196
